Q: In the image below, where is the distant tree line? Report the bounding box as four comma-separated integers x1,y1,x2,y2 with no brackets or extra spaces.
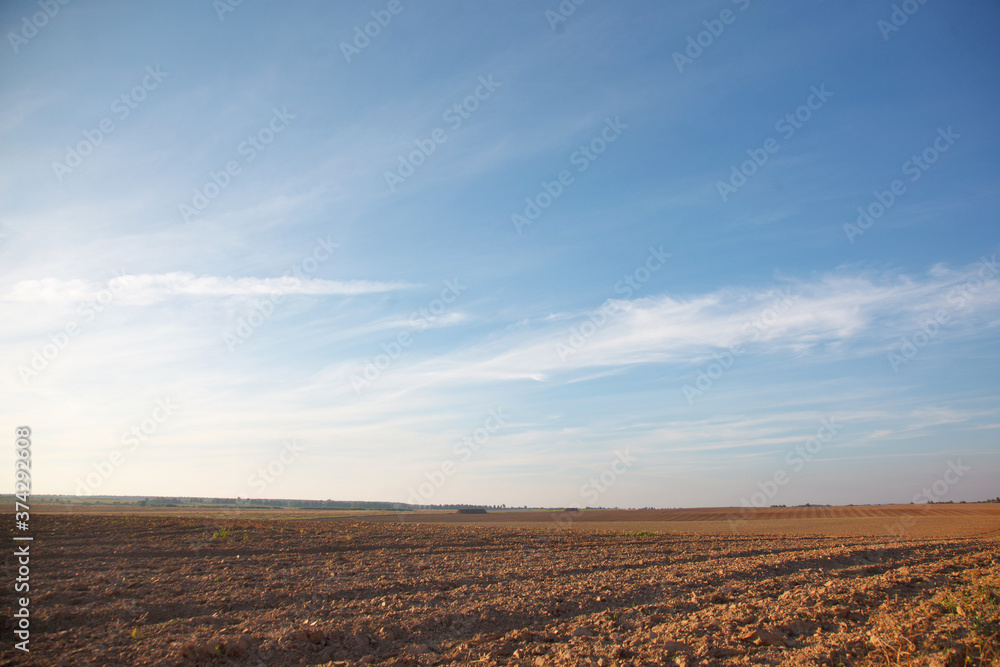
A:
9,494,1000,508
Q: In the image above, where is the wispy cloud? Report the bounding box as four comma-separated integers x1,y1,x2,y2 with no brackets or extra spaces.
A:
2,273,416,304
323,261,1000,396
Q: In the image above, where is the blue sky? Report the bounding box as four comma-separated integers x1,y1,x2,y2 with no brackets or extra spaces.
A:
2,0,998,508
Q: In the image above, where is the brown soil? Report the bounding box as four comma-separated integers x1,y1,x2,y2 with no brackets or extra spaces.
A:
2,510,998,666
363,505,1000,539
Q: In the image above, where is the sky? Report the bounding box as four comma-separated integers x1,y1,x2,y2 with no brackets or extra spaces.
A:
1,0,998,509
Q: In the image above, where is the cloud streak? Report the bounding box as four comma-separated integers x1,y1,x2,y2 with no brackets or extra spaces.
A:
324,260,1000,395
2,273,416,304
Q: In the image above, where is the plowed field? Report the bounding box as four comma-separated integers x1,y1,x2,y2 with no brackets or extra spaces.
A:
3,506,998,666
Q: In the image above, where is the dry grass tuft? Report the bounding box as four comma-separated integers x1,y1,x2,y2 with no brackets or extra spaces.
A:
859,568,1000,666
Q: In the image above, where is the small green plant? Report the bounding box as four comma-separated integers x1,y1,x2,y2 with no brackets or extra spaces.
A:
211,527,229,541
866,573,1000,665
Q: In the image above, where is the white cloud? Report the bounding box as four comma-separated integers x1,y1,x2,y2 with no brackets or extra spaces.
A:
321,261,1000,395
2,273,415,304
